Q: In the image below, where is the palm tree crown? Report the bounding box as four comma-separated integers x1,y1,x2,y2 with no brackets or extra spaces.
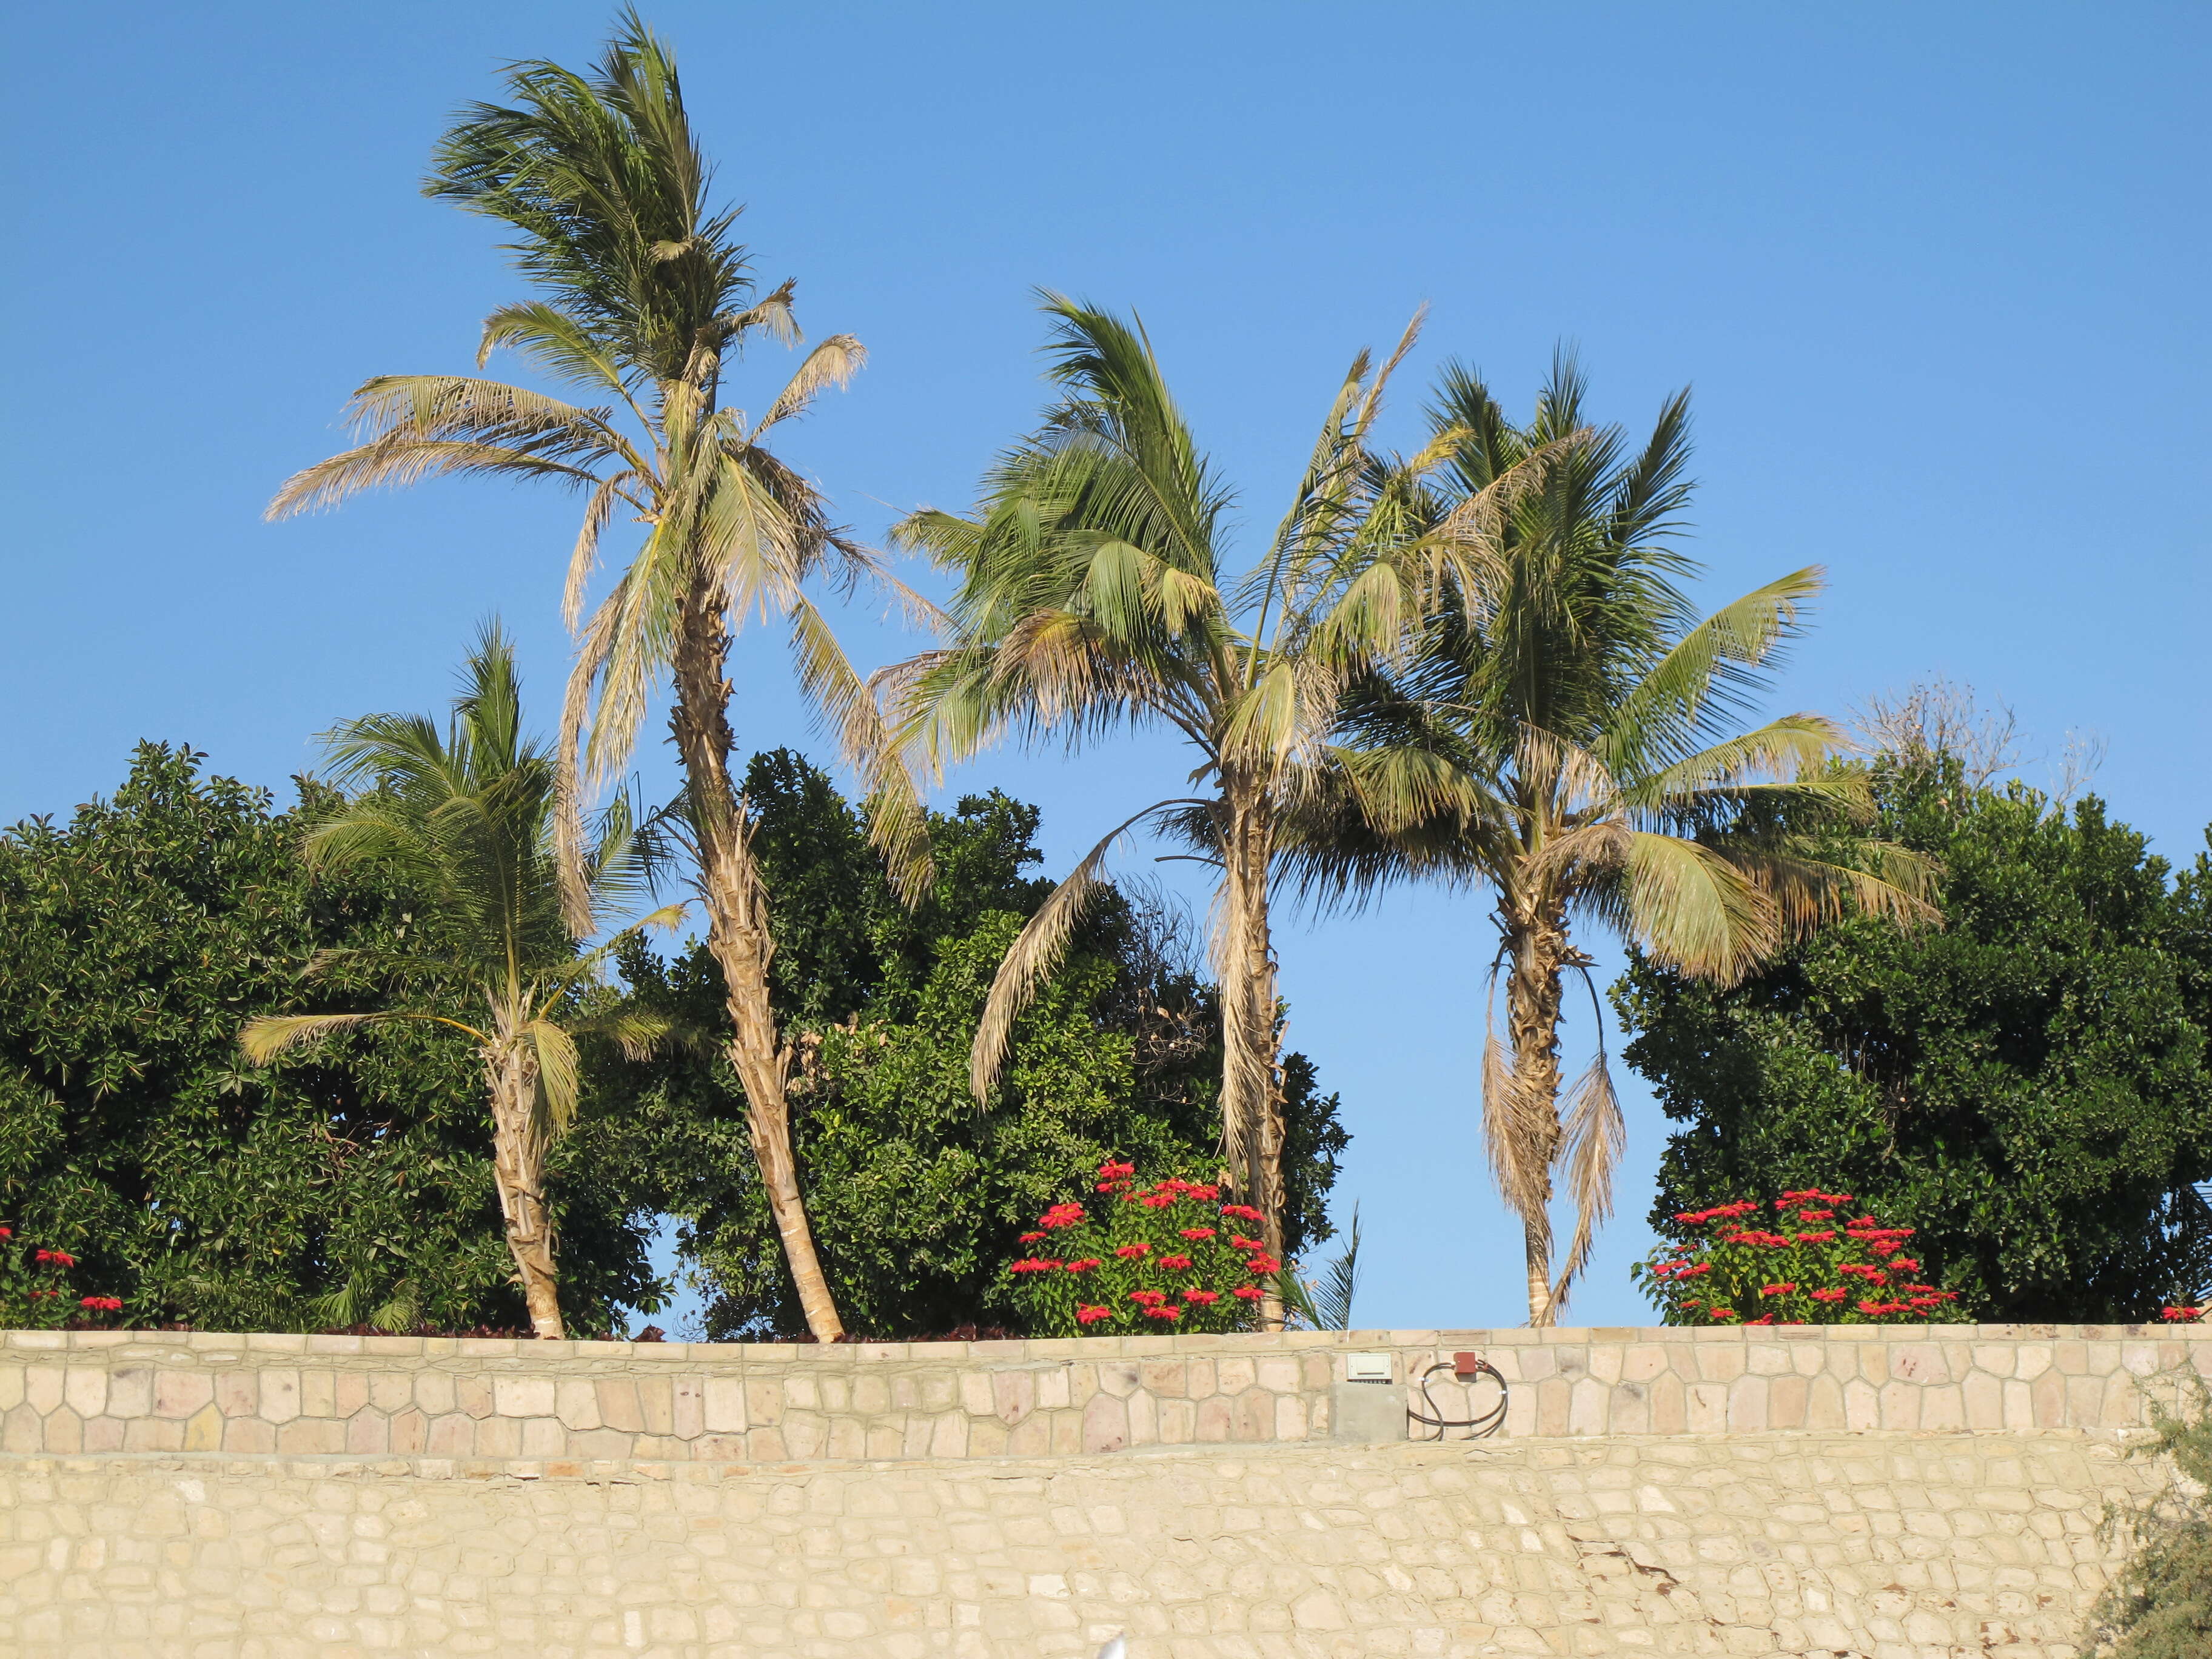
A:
1305,355,1935,1324
265,13,911,1339
241,627,674,1337
887,296,1555,1307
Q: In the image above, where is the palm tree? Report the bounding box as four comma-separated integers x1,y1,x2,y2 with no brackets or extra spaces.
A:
240,628,674,1339
266,15,920,1340
1301,355,1936,1327
885,297,1558,1318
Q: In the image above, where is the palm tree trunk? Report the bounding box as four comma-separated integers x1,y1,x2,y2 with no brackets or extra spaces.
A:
488,1041,564,1339
1504,913,1569,1328
670,593,845,1342
1220,785,1287,1329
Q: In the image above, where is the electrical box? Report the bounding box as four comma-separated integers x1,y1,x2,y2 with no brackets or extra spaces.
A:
1343,1352,1393,1383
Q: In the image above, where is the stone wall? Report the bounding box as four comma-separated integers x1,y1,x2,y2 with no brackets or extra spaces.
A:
4,1324,2207,1463
0,1431,2164,1657
3,1326,2204,1656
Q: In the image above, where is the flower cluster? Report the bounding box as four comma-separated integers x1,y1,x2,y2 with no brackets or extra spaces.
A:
1,1224,125,1330
1634,1190,1961,1326
1005,1161,1278,1337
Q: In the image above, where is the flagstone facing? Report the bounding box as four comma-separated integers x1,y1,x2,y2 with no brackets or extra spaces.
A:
2,1327,2205,1655
1,1325,2205,1463
0,1432,2164,1657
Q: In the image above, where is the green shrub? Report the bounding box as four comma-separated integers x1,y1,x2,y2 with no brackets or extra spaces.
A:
2083,1376,2212,1657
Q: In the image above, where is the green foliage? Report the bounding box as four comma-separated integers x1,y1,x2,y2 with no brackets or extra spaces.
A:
1005,1167,1272,1338
1631,1193,1960,1324
0,1227,120,1329
594,751,1346,1338
1618,763,2212,1322
2083,1376,2212,1657
0,742,660,1333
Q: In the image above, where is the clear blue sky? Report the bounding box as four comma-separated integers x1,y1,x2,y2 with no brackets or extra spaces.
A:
5,3,2206,1332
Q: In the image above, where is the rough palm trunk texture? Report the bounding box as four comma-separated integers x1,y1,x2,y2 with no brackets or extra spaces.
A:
669,590,843,1342
487,1041,563,1340
1218,786,1287,1328
1504,914,1569,1329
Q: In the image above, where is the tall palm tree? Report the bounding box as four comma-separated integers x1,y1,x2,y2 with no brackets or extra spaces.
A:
885,297,1558,1317
1302,355,1936,1327
266,15,920,1339
240,628,674,1339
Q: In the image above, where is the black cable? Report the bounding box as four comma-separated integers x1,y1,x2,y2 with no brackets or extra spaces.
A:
1406,1357,1507,1440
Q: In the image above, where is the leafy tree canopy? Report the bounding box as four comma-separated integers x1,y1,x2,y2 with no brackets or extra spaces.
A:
0,743,661,1333
592,750,1346,1338
1618,758,2212,1322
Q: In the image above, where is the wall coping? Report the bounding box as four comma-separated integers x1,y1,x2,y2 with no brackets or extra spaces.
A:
7,1321,2207,1362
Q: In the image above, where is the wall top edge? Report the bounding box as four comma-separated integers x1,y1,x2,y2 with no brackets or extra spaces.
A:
4,1322,2206,1362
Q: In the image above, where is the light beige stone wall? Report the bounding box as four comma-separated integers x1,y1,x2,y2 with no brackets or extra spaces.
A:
0,1432,2163,1658
4,1326,2208,1463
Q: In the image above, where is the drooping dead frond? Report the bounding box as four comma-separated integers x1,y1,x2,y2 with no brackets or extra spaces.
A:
238,1011,395,1063
523,1020,583,1138
1547,1047,1626,1314
751,334,866,438
969,799,1202,1100
1480,962,1555,1250
786,593,934,903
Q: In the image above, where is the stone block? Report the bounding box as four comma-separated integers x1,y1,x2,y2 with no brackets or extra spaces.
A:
1330,1382,1403,1445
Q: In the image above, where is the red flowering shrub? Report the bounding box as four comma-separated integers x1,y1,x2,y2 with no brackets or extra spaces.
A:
1004,1163,1273,1336
0,1224,126,1330
1632,1191,1962,1326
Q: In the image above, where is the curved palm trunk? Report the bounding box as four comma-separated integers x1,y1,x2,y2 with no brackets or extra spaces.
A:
671,590,845,1342
487,1038,564,1339
1503,910,1569,1328
1220,783,1288,1329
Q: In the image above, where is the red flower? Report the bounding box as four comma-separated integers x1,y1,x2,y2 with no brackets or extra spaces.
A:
79,1296,122,1312
1760,1284,1797,1297
1795,1208,1835,1221
1676,1262,1711,1278
1707,1307,1740,1321
1018,1232,1047,1244
1127,1290,1168,1306
1077,1305,1112,1325
1039,1204,1087,1230
1889,1258,1921,1273
1809,1288,1848,1303
1010,1258,1062,1274
1143,1304,1183,1321
1064,1258,1102,1275
1186,1185,1220,1201
0,1227,11,1239
2164,1307,2205,1322
1244,1253,1281,1275
1230,1235,1266,1251
1114,1243,1151,1259
1856,1299,1892,1316
1231,1285,1264,1301
1220,1204,1265,1222
1179,1228,1216,1241
1182,1289,1220,1305
1796,1230,1837,1244
1098,1161,1136,1180
1158,1254,1193,1270
35,1249,76,1267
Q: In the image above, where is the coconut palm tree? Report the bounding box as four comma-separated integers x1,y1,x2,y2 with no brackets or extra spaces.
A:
1299,355,1936,1327
884,297,1561,1318
266,15,920,1339
240,627,675,1339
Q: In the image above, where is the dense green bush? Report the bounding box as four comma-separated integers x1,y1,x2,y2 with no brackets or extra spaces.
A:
1618,762,2212,1323
0,743,662,1333
594,751,1346,1338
